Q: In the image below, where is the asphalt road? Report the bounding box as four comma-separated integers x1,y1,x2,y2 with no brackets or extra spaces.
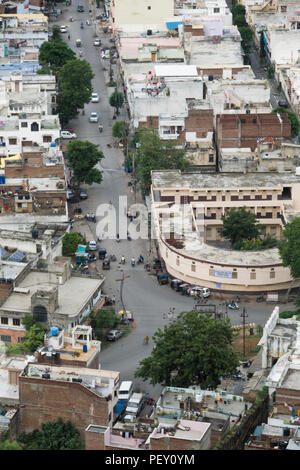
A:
54,4,294,400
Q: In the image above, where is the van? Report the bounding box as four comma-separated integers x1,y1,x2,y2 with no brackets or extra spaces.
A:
118,381,133,401
125,392,144,417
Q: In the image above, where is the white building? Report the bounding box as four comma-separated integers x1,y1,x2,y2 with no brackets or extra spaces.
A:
0,14,48,48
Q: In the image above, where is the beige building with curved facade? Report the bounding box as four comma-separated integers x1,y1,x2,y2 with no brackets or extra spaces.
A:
151,170,300,294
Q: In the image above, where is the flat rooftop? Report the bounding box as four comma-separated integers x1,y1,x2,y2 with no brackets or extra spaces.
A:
152,170,300,189
23,363,119,398
1,270,102,317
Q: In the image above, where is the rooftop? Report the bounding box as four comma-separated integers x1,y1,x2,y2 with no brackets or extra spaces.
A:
22,363,119,398
150,417,211,442
1,270,103,317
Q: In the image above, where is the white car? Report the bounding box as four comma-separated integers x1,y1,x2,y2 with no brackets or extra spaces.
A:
88,240,97,251
189,286,211,298
101,49,110,59
94,38,101,47
89,112,99,123
91,92,99,103
61,130,77,139
60,25,67,33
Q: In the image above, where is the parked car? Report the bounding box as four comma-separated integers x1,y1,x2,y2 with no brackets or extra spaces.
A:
63,127,75,134
94,38,101,47
61,130,77,139
189,286,211,298
278,99,288,108
80,191,88,200
60,25,67,33
88,240,97,251
89,112,99,123
77,5,84,12
106,330,122,341
101,49,110,59
91,92,99,103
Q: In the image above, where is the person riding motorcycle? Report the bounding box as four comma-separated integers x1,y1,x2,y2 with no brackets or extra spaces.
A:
121,256,125,264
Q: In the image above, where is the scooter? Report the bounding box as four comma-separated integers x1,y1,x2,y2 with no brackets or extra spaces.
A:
121,257,125,264
131,258,135,267
81,22,84,29
228,301,239,310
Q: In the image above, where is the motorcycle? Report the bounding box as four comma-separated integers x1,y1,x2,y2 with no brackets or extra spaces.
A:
81,22,84,29
116,234,120,243
256,294,265,303
138,255,144,264
131,258,135,266
121,257,125,264
227,301,239,310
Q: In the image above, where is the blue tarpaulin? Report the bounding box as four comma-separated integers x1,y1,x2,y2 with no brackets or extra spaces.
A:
166,21,182,30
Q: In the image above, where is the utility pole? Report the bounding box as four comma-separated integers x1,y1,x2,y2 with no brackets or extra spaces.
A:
240,307,248,359
116,270,130,322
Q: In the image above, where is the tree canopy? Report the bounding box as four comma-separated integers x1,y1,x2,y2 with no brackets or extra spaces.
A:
62,232,84,256
57,59,94,124
218,207,265,248
66,140,103,185
39,41,75,73
278,217,300,279
109,90,124,114
112,120,129,140
272,107,299,137
18,418,83,450
135,311,239,389
134,128,191,194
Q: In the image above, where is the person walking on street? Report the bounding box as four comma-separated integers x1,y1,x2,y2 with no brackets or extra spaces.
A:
98,124,103,133
143,335,149,345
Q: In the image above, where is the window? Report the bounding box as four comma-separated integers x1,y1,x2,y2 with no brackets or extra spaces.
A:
1,335,11,343
176,256,180,266
43,135,52,143
9,138,17,145
270,269,275,279
31,122,39,132
281,6,287,12
232,269,237,279
250,269,256,280
214,7,220,12
191,262,196,272
209,154,214,162
17,336,24,343
1,317,8,325
13,318,20,326
21,122,28,128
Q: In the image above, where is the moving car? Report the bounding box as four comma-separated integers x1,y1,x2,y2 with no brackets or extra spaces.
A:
60,25,67,33
101,49,110,59
94,38,101,47
91,92,99,103
61,130,77,139
89,112,99,123
77,5,84,12
106,330,122,341
278,99,288,108
88,240,97,251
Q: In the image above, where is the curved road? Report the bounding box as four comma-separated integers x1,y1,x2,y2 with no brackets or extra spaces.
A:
55,4,292,399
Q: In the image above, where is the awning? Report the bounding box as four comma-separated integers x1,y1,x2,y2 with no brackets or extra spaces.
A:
166,21,182,30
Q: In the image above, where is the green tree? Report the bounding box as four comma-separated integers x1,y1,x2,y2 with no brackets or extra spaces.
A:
232,4,246,17
39,41,75,73
21,314,36,331
278,217,300,279
135,311,239,389
62,232,83,256
51,25,62,42
260,31,266,58
239,26,254,43
219,207,265,247
112,120,129,140
134,128,191,194
272,107,299,137
57,59,94,124
18,418,83,450
109,90,124,115
0,440,23,450
23,323,45,353
234,14,247,27
66,140,103,185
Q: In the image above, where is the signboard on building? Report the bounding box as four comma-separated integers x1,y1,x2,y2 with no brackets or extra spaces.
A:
214,269,233,279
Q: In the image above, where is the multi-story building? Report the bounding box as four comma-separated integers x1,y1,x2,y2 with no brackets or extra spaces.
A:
150,169,300,293
0,14,48,48
19,363,120,437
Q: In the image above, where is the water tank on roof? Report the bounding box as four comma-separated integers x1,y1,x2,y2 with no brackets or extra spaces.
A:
50,326,59,336
32,229,38,239
147,29,152,35
208,74,214,81
83,344,88,353
50,142,56,147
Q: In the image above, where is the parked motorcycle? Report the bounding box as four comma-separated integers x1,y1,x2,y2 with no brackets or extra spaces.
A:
227,301,239,310
256,294,266,303
131,257,135,266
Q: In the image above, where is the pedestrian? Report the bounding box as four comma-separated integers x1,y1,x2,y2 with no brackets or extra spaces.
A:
68,33,70,40
98,124,103,133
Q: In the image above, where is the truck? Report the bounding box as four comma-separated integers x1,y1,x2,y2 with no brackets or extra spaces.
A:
113,399,127,423
113,381,133,423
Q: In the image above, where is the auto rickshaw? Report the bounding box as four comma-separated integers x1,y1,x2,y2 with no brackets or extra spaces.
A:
171,279,184,291
118,310,133,322
157,272,169,285
98,248,107,260
178,283,190,295
76,39,82,47
102,257,110,270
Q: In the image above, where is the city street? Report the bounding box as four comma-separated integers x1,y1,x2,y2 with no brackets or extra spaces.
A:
54,4,294,400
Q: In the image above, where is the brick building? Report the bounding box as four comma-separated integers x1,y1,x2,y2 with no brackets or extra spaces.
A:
19,363,120,438
216,113,291,151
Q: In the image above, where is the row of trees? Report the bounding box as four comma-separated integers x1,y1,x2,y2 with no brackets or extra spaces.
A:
232,2,253,46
